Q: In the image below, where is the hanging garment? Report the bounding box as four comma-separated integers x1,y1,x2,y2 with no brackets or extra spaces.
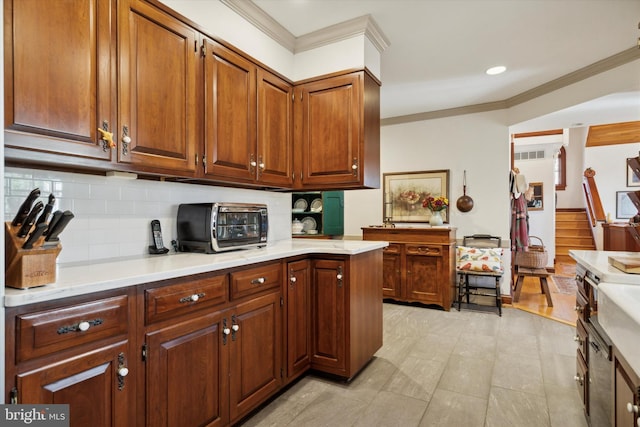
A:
511,195,529,252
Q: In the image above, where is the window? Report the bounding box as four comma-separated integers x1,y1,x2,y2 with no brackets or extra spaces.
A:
555,146,566,190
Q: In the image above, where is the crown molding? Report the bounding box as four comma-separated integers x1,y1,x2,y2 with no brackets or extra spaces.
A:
381,101,508,127
220,0,296,52
383,47,640,126
221,0,389,54
505,47,640,108
296,14,390,53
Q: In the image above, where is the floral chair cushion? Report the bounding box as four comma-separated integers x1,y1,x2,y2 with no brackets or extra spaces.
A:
456,246,504,274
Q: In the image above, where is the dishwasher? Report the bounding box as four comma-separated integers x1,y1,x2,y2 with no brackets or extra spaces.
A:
588,315,612,427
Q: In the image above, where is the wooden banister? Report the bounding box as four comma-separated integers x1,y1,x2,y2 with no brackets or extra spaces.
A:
582,168,605,226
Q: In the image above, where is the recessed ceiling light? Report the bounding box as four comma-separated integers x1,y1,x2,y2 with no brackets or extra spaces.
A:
486,66,506,75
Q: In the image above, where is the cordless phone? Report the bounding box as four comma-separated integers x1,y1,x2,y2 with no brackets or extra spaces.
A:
149,219,169,254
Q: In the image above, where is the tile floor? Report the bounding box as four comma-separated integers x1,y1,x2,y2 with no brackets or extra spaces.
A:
242,303,588,427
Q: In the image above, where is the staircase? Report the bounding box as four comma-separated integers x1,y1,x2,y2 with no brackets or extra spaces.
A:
555,209,596,264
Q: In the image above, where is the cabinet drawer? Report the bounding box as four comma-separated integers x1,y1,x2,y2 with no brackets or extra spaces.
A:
575,350,588,408
383,243,401,254
405,245,441,256
17,295,129,362
575,291,589,323
576,318,589,362
145,274,228,324
230,262,281,300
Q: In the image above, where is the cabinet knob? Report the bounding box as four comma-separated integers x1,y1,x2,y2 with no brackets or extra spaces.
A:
573,335,583,344
251,277,266,285
78,321,90,332
628,403,639,414
190,294,199,302
574,305,583,313
574,375,584,386
336,274,343,280
117,352,128,391
250,161,257,167
290,276,297,283
223,328,231,335
232,324,239,332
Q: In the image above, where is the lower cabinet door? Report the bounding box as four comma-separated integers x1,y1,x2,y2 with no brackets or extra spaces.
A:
382,244,402,298
310,258,346,374
145,312,227,427
229,291,282,423
287,259,311,380
405,251,442,305
16,341,134,427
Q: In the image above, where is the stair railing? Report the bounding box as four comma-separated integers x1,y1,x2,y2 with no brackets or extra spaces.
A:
582,168,605,227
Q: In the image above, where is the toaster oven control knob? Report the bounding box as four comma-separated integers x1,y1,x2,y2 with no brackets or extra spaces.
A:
627,402,639,414
78,321,90,332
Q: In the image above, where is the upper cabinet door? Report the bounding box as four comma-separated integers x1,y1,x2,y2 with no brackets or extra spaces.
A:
203,39,257,183
118,0,198,174
295,71,380,190
4,0,116,161
256,69,293,187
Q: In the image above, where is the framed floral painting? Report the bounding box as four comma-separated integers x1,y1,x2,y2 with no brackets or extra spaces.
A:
383,170,450,223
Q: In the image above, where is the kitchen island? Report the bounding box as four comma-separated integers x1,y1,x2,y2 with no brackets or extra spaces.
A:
4,239,387,426
570,250,640,427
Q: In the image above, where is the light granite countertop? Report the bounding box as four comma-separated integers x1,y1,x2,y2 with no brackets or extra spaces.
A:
4,239,388,307
569,250,640,284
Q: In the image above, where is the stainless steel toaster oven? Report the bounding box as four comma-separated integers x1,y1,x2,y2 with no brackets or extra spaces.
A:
177,203,268,253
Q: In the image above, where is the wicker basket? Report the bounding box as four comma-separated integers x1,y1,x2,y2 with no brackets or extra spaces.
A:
514,236,548,268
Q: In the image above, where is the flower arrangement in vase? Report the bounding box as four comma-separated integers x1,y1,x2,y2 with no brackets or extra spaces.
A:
423,196,448,226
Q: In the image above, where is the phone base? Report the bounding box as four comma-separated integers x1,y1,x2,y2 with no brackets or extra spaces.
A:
148,246,169,255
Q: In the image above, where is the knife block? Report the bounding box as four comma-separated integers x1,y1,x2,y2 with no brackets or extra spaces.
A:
4,222,61,289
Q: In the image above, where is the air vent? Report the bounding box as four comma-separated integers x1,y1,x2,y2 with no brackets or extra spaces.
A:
514,150,545,160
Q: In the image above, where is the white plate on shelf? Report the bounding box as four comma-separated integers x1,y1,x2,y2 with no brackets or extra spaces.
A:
301,217,317,232
306,230,318,235
310,198,322,212
293,199,308,211
292,231,306,235
292,208,305,213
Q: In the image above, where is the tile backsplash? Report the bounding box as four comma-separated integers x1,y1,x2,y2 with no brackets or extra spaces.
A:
4,167,292,264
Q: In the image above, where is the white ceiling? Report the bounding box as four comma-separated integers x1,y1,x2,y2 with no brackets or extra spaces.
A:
251,0,640,131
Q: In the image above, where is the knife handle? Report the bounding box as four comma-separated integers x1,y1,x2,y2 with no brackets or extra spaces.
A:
45,211,64,236
22,223,48,250
11,188,41,226
17,201,44,238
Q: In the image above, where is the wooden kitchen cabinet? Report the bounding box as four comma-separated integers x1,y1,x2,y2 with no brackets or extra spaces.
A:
4,0,116,165
602,223,640,252
362,227,457,311
5,251,384,425
286,259,312,381
613,347,640,427
228,291,282,423
5,290,136,427
142,264,281,426
203,39,293,187
117,0,199,174
294,70,380,190
310,250,383,379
